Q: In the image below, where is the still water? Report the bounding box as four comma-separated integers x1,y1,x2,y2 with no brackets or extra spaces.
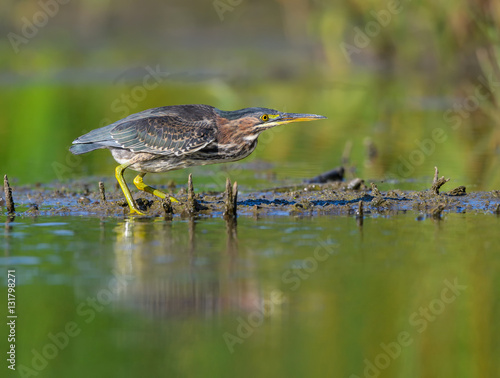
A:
2,213,499,377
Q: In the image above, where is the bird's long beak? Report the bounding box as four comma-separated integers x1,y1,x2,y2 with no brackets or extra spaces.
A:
256,112,327,128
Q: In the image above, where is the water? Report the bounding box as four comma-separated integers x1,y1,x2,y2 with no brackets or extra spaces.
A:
2,214,499,377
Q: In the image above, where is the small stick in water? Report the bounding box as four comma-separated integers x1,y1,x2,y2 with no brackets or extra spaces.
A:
4,175,15,214
162,197,173,219
187,174,197,214
356,200,364,227
370,182,381,197
232,181,238,217
356,200,364,219
224,178,238,218
99,181,106,202
431,167,450,195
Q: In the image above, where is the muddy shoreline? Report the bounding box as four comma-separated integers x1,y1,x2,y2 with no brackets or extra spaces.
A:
2,174,500,219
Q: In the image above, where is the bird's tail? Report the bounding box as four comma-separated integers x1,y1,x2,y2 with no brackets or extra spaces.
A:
69,143,103,155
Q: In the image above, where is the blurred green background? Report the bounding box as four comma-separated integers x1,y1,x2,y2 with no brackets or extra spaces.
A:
1,0,500,190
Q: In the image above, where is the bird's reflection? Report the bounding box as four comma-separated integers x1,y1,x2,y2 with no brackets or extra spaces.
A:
111,216,264,318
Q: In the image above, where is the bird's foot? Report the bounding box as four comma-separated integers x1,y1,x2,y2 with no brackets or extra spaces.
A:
168,196,180,204
129,207,146,216
133,174,179,203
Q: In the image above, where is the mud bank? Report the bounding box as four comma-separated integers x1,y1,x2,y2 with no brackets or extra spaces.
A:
2,175,499,219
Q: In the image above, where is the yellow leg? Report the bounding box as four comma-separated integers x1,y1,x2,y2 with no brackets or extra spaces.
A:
115,164,146,215
133,173,179,203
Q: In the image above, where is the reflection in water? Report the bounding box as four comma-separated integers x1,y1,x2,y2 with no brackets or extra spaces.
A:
3,215,15,256
225,217,238,256
111,217,269,319
3,214,498,376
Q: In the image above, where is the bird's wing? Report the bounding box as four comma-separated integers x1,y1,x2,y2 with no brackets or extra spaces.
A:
110,116,217,156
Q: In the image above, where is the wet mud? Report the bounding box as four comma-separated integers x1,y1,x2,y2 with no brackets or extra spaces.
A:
2,173,500,219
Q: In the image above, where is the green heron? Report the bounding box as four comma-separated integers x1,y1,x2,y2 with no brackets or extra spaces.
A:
70,104,326,215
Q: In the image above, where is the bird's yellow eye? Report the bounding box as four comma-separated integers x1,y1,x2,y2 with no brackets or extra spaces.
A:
261,114,269,122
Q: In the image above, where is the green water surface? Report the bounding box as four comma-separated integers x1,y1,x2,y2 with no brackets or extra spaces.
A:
1,214,499,378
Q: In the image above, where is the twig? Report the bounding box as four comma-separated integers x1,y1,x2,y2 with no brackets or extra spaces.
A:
98,181,106,202
4,175,15,214
370,182,381,196
162,197,173,219
187,173,196,213
356,200,364,227
431,167,450,195
356,200,364,218
224,178,238,218
232,181,238,216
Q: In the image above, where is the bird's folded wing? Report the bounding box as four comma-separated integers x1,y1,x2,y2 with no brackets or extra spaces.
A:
110,116,217,156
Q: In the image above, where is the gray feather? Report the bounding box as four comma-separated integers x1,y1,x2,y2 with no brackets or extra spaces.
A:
69,144,104,155
69,105,218,156
72,124,116,144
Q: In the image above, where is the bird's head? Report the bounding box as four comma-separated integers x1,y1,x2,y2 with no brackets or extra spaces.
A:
216,107,327,143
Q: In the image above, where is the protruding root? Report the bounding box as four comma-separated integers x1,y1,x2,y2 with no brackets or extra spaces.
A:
224,178,238,218
187,174,196,213
162,197,173,219
4,175,15,214
370,182,381,197
225,181,238,252
356,200,364,227
99,181,106,202
183,174,207,215
232,181,238,215
431,167,450,195
356,200,364,219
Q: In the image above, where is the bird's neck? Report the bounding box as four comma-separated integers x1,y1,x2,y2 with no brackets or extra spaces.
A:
217,119,259,146
222,137,258,156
